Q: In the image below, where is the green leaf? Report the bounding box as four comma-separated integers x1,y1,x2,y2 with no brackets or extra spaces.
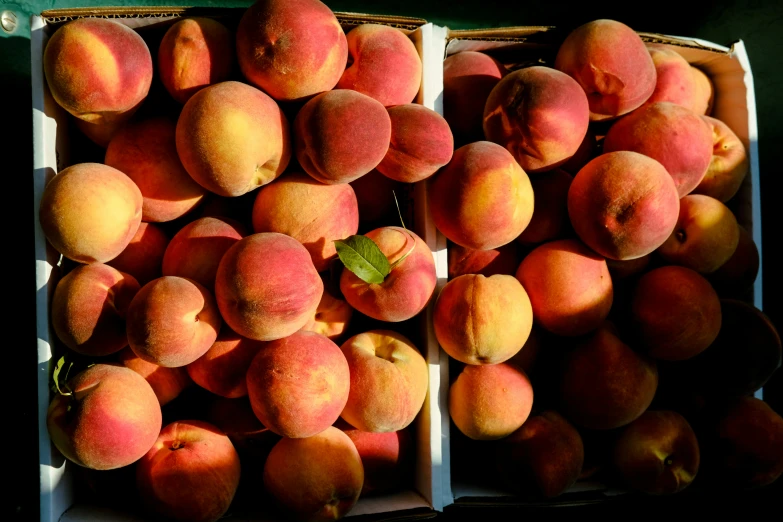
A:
52,354,72,396
334,235,390,284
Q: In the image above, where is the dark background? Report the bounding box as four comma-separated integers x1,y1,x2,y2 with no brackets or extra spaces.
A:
4,0,782,520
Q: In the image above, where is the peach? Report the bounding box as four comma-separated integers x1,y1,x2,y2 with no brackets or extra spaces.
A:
43,18,152,124
127,276,222,367
108,222,168,285
376,104,453,183
443,51,507,144
483,66,590,173
560,128,597,175
176,81,291,197
136,420,241,522
158,17,233,104
516,239,613,336
106,118,207,222
554,20,656,121
337,24,422,107
710,397,783,488
449,363,534,440
708,225,760,297
691,66,714,115
52,263,140,356
264,427,363,521
117,347,191,406
692,116,750,202
631,266,721,361
560,323,658,430
339,421,413,495
46,364,162,470
236,0,347,101
340,330,428,432
448,242,521,279
429,141,534,250
434,274,533,365
73,116,125,148
496,411,584,498
603,102,713,197
300,287,354,341
162,217,245,291
294,89,392,184
645,45,698,110
39,163,143,263
252,171,359,271
612,410,700,494
339,227,436,322
187,327,265,398
349,169,403,224
658,194,740,274
518,169,573,245
247,331,349,438
215,233,323,341
205,396,281,463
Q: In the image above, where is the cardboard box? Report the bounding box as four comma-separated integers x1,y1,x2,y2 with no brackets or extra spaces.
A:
432,25,762,508
32,7,449,521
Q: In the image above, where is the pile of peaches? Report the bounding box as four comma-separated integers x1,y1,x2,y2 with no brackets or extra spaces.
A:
438,19,783,499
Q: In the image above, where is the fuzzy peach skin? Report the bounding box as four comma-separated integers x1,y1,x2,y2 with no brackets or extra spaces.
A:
187,327,265,398
376,104,454,183
162,217,245,290
603,102,713,197
560,128,597,175
127,276,222,367
136,420,241,522
247,331,350,438
176,81,291,197
434,274,533,365
429,141,534,250
349,169,403,223
496,411,584,498
518,169,573,245
252,171,359,271
237,0,347,101
117,347,191,406
449,363,533,440
39,163,143,263
300,287,354,341
631,266,721,361
158,17,233,104
337,24,422,107
52,263,140,356
216,233,323,341
47,364,162,470
658,194,740,274
43,18,152,124
567,151,680,260
708,225,759,297
264,427,364,521
483,66,590,173
691,66,714,115
443,51,507,145
516,239,613,336
108,222,168,285
612,410,700,495
645,45,698,110
448,242,521,279
294,89,392,185
340,227,436,322
554,20,656,121
339,421,413,496
560,323,658,430
692,116,750,202
106,118,207,222
340,330,428,433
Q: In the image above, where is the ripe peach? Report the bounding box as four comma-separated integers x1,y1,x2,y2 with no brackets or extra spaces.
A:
483,66,590,173
692,116,749,202
448,242,521,279
339,421,413,496
560,128,597,175
518,169,573,245
46,364,161,470
300,287,354,341
117,347,191,406
73,116,125,148
39,163,143,263
708,225,760,297
429,141,534,250
187,328,265,398
645,45,698,110
691,66,714,115
107,222,168,285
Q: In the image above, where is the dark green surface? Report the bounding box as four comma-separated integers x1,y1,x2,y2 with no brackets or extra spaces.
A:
5,1,783,520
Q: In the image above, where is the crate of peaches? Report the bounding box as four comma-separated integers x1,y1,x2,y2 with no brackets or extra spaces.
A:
33,2,451,521
433,19,782,507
